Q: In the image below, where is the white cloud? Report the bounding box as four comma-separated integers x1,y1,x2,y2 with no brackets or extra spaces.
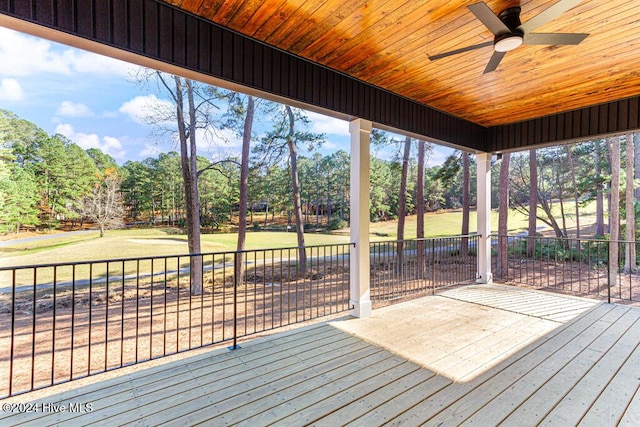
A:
119,94,174,125
62,48,132,76
306,112,349,136
0,78,24,100
139,143,163,158
0,27,132,78
322,140,340,150
56,101,93,117
55,123,126,160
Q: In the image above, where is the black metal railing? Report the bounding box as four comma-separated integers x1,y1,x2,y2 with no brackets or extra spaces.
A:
491,234,640,303
370,235,478,306
0,243,352,398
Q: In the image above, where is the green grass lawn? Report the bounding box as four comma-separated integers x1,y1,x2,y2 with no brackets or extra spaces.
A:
369,200,597,240
0,228,351,268
0,200,598,269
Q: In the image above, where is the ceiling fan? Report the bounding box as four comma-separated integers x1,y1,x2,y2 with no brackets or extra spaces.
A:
428,0,589,73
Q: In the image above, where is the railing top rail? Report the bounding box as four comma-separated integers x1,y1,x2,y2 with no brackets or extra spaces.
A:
0,242,356,272
491,233,638,245
370,234,478,244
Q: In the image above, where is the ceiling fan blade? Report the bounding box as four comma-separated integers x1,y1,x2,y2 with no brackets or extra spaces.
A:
468,2,510,36
519,0,584,33
428,41,493,61
524,32,589,45
484,51,506,73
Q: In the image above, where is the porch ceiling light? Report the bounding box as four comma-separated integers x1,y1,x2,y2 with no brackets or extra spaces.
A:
494,33,523,52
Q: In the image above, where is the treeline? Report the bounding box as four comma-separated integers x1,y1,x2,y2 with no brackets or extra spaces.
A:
496,134,639,279
3,105,638,242
119,142,476,230
1,108,477,235
0,109,123,235
507,136,640,239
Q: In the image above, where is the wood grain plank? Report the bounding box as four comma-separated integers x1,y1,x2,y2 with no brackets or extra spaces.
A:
541,312,640,425
311,368,436,426
212,355,413,425
148,345,390,425
386,303,618,425
448,305,633,426
346,374,452,426
618,384,640,426
272,359,420,425
578,337,640,425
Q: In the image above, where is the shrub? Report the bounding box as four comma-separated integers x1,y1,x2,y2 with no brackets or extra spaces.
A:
328,218,348,230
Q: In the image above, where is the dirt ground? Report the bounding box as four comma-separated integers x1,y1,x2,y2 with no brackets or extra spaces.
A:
497,258,640,305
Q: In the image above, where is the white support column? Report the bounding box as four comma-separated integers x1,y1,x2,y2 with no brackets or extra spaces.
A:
477,152,493,284
349,118,373,318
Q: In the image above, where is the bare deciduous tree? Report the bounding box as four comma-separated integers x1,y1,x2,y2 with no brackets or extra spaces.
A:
235,96,255,282
416,140,426,275
625,133,637,273
82,168,125,237
461,151,470,255
609,136,621,288
285,106,307,273
136,70,228,295
396,136,411,271
498,153,511,279
527,149,538,256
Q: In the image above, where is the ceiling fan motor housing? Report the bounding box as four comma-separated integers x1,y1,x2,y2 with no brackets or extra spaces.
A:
494,7,524,52
498,7,523,31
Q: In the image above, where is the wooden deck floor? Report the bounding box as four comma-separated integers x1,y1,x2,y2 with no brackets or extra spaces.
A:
2,284,640,426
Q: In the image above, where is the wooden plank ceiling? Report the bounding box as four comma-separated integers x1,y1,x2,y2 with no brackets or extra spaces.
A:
166,0,640,128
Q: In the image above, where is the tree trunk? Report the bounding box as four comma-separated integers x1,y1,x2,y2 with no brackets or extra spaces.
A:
566,145,580,240
327,176,332,224
527,149,538,256
635,133,640,200
609,136,621,289
625,133,637,273
461,151,470,255
417,140,425,277
554,149,568,239
595,139,605,236
175,77,202,295
397,136,411,272
285,106,307,273
236,96,255,284
498,153,511,279
606,140,613,233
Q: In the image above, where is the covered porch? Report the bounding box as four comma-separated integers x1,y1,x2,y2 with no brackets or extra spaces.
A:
2,0,640,421
2,284,639,426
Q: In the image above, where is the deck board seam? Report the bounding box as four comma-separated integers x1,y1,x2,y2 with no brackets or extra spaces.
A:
5,328,358,425
438,294,584,323
548,313,640,425
462,305,634,426
578,340,640,425
302,363,428,426
91,338,377,425
176,348,401,425
384,304,618,425
388,308,613,422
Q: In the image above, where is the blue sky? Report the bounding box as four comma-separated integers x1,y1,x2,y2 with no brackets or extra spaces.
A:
0,26,453,165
